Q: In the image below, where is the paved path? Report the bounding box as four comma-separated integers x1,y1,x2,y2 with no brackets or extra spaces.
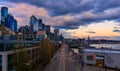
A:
44,44,117,71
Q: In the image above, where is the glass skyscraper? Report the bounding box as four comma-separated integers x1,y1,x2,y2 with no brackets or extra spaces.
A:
42,23,46,30
14,19,17,32
1,7,8,25
38,19,43,30
30,15,39,32
6,14,15,32
33,20,39,32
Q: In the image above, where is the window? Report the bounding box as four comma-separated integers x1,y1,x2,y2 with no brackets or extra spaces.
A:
0,44,4,51
87,55,93,61
0,55,2,63
0,55,2,71
0,66,2,71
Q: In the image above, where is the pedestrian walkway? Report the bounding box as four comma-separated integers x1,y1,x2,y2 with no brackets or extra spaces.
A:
81,64,116,71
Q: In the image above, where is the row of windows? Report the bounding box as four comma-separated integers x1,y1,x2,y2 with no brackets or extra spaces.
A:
87,55,93,61
0,43,40,51
7,47,40,71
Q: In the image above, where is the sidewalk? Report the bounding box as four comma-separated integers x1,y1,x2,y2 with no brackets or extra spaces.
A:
70,52,117,71
80,64,117,71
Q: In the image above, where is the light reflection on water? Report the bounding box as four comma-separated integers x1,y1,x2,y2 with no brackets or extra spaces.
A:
90,44,120,49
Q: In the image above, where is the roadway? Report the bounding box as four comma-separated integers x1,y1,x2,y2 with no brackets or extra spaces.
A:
44,44,116,71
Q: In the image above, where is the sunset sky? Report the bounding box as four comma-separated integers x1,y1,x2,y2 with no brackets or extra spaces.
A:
0,0,120,40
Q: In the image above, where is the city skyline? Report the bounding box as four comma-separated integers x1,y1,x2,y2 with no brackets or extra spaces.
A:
0,0,120,40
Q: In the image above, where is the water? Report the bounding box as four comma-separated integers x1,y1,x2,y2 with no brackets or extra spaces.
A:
90,44,120,49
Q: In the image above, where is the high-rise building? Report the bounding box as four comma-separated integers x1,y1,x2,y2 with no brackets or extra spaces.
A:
42,23,46,30
1,7,8,25
38,19,42,30
18,26,27,34
18,25,30,34
14,19,17,32
46,25,51,32
30,15,39,32
6,14,15,31
35,21,39,32
46,25,51,38
25,25,30,32
38,19,42,23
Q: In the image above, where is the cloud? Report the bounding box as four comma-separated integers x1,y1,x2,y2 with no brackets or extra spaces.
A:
52,20,81,29
1,0,120,30
113,29,120,33
7,0,93,16
114,27,118,29
91,36,112,40
8,0,120,16
91,36,120,40
86,31,96,34
59,29,73,38
113,27,120,29
0,2,50,26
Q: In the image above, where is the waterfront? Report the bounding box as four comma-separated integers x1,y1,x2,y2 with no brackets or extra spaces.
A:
90,44,120,49
1,0,120,71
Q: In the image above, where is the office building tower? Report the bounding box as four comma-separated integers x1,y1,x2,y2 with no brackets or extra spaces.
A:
1,7,8,25
38,19,42,30
14,19,17,32
42,23,46,30
46,25,50,32
25,25,30,32
18,26,27,34
38,19,42,23
30,15,39,32
34,21,39,32
6,14,15,31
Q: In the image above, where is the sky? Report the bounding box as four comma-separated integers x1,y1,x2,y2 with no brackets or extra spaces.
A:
0,0,120,40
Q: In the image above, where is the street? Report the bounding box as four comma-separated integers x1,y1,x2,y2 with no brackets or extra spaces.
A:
44,44,116,71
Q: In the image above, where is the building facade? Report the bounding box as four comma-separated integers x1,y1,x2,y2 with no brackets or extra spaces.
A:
30,15,39,32
38,19,42,30
41,23,46,31
14,19,17,32
6,14,15,32
46,25,50,32
0,40,40,71
1,7,8,26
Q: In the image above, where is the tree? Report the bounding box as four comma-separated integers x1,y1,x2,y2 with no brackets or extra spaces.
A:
11,46,32,71
40,38,51,65
39,38,58,68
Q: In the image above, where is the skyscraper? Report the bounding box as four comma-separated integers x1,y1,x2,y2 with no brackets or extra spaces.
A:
6,14,15,31
46,25,51,32
18,26,27,34
38,19,42,23
30,15,39,32
14,19,18,32
1,7,8,25
38,19,42,30
42,23,46,30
